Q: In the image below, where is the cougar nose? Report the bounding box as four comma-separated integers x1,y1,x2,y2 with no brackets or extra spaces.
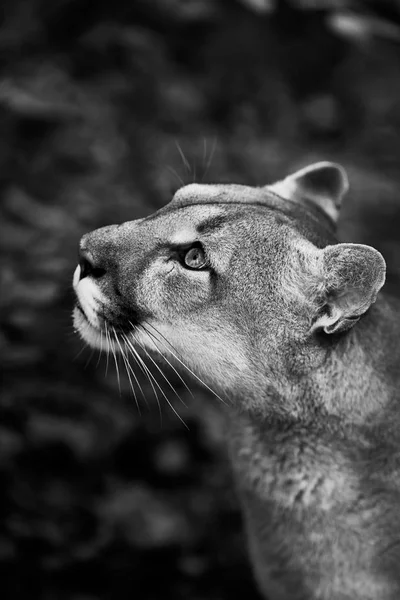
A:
78,247,107,281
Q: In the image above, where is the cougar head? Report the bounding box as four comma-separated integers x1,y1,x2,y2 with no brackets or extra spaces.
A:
73,162,385,414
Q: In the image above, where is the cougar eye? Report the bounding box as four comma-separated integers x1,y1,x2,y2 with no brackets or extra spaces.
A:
183,245,208,270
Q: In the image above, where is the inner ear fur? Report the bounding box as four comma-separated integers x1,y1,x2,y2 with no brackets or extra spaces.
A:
269,161,349,222
309,243,386,334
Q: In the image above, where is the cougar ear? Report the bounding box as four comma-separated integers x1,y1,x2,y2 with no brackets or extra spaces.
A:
311,243,386,334
269,162,349,222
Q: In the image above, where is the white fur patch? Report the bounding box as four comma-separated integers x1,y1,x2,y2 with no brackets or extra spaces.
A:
73,306,103,347
174,183,222,202
72,266,108,329
169,227,198,246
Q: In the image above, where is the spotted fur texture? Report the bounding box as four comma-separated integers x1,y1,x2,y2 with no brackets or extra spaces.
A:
73,162,400,600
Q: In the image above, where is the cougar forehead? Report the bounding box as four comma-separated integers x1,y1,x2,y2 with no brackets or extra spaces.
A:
173,183,223,203
170,182,278,208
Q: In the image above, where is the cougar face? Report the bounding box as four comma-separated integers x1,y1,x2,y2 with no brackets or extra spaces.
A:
73,165,385,410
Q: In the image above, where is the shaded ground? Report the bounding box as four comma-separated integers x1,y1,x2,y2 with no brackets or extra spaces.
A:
2,1,400,599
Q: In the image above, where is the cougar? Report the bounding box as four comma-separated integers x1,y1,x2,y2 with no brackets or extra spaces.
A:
73,162,400,600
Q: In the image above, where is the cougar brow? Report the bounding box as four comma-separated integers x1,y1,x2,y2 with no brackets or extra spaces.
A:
196,215,228,234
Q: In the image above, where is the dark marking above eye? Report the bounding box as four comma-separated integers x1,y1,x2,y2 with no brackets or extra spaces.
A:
196,215,227,234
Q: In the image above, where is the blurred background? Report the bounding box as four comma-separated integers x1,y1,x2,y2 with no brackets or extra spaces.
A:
2,0,400,598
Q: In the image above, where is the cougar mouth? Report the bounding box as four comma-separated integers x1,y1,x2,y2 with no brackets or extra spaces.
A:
72,263,111,348
72,264,142,350
72,303,103,347
74,301,94,328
